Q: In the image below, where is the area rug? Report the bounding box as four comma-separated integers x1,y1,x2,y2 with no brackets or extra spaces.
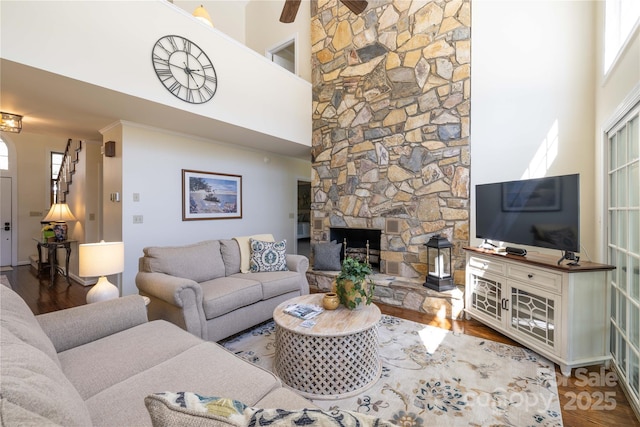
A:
221,315,563,426
0,266,13,272
0,275,11,288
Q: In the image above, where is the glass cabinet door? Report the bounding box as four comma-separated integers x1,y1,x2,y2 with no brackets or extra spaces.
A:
469,272,504,326
508,285,559,353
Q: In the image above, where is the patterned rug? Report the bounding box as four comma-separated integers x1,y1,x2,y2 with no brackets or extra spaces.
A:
222,315,563,426
0,275,11,288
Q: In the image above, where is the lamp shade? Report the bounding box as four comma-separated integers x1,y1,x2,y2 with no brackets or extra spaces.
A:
79,241,124,278
193,4,213,27
42,203,77,222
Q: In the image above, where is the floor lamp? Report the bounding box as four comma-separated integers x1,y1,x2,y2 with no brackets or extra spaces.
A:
80,241,124,304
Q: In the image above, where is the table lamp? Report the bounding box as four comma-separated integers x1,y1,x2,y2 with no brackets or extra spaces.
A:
80,241,124,304
42,203,76,241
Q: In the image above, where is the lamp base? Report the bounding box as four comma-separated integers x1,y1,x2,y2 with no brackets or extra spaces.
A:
86,276,119,304
52,221,68,242
424,275,455,292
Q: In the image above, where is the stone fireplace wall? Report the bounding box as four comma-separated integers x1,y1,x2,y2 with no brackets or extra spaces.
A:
310,0,471,285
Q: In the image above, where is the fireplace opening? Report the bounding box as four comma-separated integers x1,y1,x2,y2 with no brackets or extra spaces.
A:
329,227,382,270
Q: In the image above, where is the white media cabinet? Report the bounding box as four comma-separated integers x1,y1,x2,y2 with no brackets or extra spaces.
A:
464,247,615,376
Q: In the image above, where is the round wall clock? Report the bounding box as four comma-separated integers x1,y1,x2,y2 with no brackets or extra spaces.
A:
151,35,218,104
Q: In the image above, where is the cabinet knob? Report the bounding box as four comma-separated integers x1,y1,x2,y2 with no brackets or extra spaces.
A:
528,273,534,279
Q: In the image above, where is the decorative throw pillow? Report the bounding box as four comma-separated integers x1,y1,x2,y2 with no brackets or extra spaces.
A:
245,407,393,426
233,234,275,273
249,239,288,273
312,240,342,271
145,392,247,427
145,392,394,427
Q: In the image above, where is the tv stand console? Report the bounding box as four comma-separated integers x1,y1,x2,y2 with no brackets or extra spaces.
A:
464,247,615,376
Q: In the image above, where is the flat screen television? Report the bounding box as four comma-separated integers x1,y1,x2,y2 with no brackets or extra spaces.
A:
475,174,580,253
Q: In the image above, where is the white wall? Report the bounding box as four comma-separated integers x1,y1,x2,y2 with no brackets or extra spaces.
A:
119,122,311,295
245,0,311,82
1,0,311,146
173,0,248,43
81,142,103,247
174,0,311,82
470,0,599,259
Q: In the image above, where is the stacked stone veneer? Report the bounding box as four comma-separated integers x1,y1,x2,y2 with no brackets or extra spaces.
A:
311,0,471,291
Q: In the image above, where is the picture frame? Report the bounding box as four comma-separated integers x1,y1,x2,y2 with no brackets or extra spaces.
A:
182,169,242,220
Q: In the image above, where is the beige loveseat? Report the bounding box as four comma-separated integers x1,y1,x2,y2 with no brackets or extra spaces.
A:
135,238,309,342
0,284,314,426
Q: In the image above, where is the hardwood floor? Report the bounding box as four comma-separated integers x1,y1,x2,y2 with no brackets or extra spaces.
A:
2,265,638,426
2,265,89,315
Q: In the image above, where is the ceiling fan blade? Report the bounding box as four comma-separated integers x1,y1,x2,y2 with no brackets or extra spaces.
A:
280,0,301,23
340,0,368,15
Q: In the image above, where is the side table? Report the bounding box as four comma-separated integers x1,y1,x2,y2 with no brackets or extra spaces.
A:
35,239,73,287
273,293,382,400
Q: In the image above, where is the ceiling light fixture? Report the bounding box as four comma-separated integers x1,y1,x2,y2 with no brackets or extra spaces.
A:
193,4,214,27
0,112,23,133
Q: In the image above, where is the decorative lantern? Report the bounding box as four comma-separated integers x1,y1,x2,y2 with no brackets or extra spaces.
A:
424,234,455,292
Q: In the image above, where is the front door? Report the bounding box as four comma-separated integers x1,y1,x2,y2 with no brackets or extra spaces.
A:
1,176,12,266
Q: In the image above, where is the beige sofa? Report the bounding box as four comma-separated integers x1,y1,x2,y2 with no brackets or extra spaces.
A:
135,238,309,342
0,284,314,426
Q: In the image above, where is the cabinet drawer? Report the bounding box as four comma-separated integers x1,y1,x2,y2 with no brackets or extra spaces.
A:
507,265,562,293
468,256,505,275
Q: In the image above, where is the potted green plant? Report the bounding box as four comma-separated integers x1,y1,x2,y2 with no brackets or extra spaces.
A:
335,257,375,309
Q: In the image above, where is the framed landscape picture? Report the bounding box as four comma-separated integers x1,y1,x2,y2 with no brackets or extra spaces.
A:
182,169,242,220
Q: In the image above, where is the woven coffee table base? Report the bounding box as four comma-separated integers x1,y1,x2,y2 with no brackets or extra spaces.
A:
274,324,381,400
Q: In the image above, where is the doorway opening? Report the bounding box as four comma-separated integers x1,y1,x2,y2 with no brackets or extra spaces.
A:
267,36,297,75
296,180,311,259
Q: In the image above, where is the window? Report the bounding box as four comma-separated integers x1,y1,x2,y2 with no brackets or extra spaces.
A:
51,152,63,203
604,0,640,73
0,139,7,171
51,152,63,180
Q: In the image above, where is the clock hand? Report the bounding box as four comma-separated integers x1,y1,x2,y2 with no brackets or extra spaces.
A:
177,62,197,87
182,62,201,74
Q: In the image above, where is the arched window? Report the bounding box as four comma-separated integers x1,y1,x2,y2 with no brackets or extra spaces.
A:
0,138,8,171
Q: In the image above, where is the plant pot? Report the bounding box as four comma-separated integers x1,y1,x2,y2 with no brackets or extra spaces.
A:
338,279,371,310
322,292,340,310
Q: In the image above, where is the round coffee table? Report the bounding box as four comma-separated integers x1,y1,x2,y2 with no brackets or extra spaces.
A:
273,293,381,400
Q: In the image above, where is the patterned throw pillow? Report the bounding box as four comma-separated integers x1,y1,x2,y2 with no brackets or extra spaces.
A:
249,239,288,273
145,392,394,427
145,392,247,426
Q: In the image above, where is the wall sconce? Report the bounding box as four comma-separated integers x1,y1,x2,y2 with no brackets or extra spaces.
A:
0,112,23,133
105,140,116,157
193,4,214,27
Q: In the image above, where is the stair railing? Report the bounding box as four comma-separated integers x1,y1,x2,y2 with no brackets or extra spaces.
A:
53,139,82,203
